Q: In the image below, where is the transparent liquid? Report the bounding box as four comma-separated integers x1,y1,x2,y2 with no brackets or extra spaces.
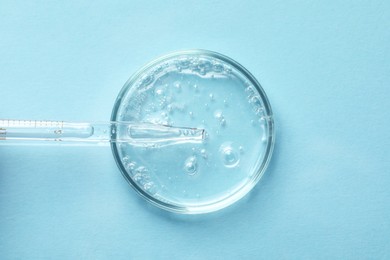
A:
112,54,271,211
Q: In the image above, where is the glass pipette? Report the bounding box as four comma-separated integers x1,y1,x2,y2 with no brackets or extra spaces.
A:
0,119,205,146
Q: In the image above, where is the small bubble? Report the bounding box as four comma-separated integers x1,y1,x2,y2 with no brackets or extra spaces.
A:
259,117,266,124
220,144,239,168
200,149,207,159
214,109,226,126
133,173,143,182
144,182,157,195
135,166,147,174
223,100,228,106
189,111,193,118
141,74,154,86
184,156,198,175
245,86,255,97
213,63,223,72
214,110,223,119
239,146,244,153
155,86,164,96
143,182,153,190
209,93,214,101
126,162,136,171
167,104,173,113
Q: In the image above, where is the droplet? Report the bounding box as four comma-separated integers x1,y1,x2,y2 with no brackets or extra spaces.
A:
200,149,208,159
213,63,224,72
167,104,173,113
220,144,239,168
141,74,154,86
174,81,181,90
143,182,153,190
155,86,164,96
214,109,226,126
189,111,193,118
133,173,143,182
214,110,223,119
126,162,136,171
184,156,198,175
209,93,214,101
143,182,157,196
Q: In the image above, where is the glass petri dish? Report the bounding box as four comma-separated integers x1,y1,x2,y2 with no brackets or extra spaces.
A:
111,50,274,214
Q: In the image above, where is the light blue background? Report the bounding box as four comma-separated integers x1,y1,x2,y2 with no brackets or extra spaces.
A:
1,1,389,259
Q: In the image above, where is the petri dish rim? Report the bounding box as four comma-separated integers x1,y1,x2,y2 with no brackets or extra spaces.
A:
111,49,275,214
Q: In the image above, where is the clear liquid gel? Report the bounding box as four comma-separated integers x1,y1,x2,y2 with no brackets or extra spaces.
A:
113,54,270,207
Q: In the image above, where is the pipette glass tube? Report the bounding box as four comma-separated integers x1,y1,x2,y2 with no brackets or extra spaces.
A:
0,120,205,146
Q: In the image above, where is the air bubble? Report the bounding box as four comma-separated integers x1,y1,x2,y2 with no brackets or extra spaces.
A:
213,63,224,72
126,162,136,171
140,74,154,86
184,156,198,175
214,109,226,126
167,104,173,113
214,110,223,119
155,86,164,96
133,173,143,182
143,182,153,190
174,81,181,90
200,149,208,159
209,93,214,101
220,144,239,168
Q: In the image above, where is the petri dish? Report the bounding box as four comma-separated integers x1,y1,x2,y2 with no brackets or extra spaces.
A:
111,50,274,214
